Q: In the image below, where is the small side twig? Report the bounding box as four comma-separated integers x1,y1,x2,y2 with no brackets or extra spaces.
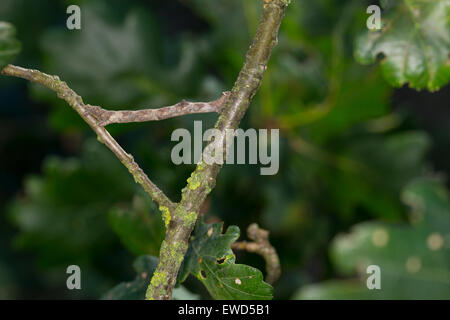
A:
231,223,281,285
86,92,230,126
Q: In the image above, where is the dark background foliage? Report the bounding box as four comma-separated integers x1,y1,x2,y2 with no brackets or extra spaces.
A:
0,0,449,299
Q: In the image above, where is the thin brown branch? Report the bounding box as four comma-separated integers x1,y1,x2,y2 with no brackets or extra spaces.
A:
1,64,176,212
231,223,281,285
86,91,230,126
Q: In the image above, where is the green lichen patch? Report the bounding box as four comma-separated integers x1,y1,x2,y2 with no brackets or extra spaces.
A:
150,271,166,287
159,205,171,229
187,173,202,190
184,211,198,227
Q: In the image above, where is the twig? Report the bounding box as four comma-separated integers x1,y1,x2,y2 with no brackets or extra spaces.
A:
145,0,289,300
1,64,176,212
231,223,281,285
86,92,230,126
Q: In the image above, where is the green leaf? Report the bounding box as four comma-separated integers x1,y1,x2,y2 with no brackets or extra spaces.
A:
108,193,165,257
355,0,450,91
0,21,21,69
179,219,273,300
294,178,450,299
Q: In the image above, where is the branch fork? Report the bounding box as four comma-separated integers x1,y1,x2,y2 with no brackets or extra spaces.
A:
1,0,289,300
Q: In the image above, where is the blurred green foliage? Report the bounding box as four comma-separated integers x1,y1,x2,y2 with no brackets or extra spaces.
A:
102,255,199,300
108,193,165,257
294,178,450,299
0,21,20,69
0,0,449,299
102,255,159,300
